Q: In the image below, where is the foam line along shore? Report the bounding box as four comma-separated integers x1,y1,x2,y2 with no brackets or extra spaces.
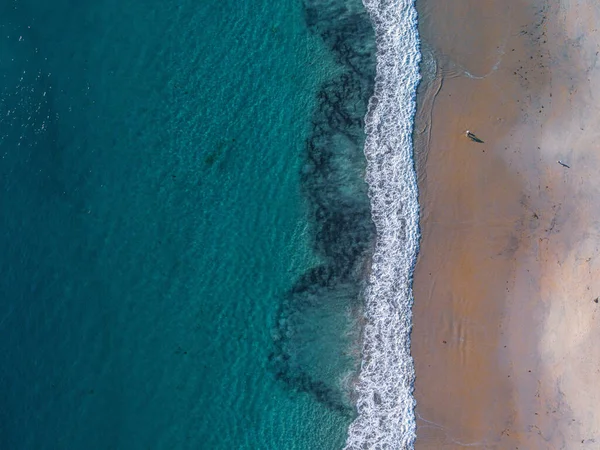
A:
345,0,421,448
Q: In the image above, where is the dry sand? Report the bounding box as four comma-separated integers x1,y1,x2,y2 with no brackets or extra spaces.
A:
411,0,600,448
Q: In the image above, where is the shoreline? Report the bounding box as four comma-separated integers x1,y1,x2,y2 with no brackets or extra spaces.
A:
410,0,600,447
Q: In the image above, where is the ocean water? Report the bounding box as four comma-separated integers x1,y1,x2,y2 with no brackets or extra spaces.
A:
0,0,421,448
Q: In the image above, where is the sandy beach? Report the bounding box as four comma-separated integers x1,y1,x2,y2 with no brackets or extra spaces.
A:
411,0,600,448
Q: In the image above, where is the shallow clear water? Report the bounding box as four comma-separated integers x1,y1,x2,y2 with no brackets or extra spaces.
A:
0,0,379,449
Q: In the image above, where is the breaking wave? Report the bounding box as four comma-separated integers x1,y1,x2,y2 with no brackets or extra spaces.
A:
344,0,421,449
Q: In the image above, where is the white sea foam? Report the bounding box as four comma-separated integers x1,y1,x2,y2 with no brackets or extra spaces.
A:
344,1,421,449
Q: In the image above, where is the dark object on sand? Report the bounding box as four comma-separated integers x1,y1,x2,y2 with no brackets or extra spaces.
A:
557,160,570,168
465,130,484,143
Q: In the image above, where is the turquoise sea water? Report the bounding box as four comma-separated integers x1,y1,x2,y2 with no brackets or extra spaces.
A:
0,0,377,449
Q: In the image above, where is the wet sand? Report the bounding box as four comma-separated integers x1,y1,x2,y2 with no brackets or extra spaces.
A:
412,0,600,448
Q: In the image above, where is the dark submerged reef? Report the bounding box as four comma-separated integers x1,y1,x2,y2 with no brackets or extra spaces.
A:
269,0,377,416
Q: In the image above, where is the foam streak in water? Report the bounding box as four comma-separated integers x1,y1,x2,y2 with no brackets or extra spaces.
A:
344,1,421,449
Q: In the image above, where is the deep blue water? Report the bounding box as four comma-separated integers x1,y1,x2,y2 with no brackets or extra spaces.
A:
0,0,375,448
